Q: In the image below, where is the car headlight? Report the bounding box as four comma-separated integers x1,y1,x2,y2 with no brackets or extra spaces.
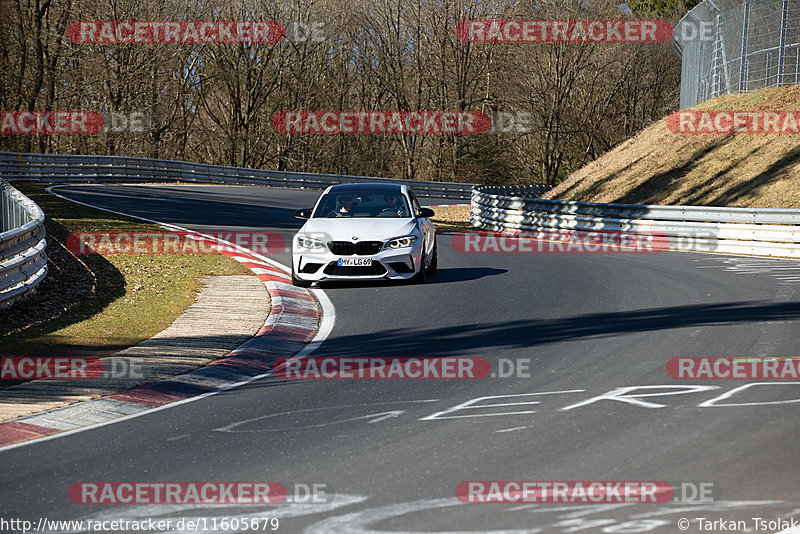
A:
296,236,326,249
386,235,418,249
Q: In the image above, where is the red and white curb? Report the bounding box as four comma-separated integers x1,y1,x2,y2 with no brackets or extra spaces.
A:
0,186,334,450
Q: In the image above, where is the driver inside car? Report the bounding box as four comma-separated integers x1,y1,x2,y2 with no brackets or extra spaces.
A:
382,194,407,217
329,194,357,217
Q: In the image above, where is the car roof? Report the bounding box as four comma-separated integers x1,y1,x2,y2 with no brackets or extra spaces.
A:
327,183,405,193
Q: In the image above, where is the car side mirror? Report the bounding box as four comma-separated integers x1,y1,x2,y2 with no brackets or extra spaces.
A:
418,207,435,219
295,208,312,219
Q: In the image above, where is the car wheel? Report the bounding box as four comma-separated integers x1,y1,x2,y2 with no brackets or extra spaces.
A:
412,254,427,284
426,239,438,275
292,266,312,288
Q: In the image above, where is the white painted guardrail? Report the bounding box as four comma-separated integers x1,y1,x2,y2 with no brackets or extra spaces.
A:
0,179,47,308
0,151,475,200
471,186,800,258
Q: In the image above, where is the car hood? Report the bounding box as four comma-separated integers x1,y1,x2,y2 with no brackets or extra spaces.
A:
299,218,418,242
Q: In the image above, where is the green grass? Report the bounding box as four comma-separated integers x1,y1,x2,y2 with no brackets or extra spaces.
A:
0,184,252,360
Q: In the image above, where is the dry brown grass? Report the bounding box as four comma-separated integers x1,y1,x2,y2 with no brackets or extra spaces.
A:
544,85,800,208
431,206,473,231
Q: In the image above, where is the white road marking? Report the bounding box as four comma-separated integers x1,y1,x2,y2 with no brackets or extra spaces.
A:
420,390,585,420
698,257,800,286
0,185,336,453
215,401,438,433
698,382,800,407
560,385,720,411
304,497,542,534
303,497,798,534
367,411,403,423
61,495,370,533
494,425,532,433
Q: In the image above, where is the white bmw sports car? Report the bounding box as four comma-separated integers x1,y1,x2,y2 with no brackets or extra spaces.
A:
291,183,437,286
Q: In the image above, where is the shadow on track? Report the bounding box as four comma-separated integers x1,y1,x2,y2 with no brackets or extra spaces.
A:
316,267,507,289
302,301,800,358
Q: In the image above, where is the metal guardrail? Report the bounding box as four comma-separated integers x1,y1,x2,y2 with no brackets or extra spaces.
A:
0,179,48,308
0,151,475,200
471,186,800,258
0,149,475,309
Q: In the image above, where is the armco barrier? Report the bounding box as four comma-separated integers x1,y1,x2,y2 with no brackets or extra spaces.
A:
0,151,474,200
471,186,800,258
0,179,47,307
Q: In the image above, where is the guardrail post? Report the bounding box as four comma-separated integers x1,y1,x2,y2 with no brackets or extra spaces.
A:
778,0,789,86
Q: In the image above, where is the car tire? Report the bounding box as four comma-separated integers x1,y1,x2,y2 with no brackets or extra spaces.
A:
292,267,312,288
412,254,427,284
426,239,438,275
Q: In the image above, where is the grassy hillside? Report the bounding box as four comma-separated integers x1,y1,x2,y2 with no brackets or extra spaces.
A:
544,85,800,208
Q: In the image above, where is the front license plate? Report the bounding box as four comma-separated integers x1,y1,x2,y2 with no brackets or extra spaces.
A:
338,258,372,267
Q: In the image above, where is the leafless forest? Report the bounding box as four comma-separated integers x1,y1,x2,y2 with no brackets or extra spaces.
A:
1,0,687,185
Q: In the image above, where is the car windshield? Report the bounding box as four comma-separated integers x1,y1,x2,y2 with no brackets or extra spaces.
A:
312,191,411,218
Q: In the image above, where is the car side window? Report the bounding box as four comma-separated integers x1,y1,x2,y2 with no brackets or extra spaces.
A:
409,192,422,217
313,195,335,217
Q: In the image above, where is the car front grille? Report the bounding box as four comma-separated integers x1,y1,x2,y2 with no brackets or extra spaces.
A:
327,241,383,256
323,261,387,276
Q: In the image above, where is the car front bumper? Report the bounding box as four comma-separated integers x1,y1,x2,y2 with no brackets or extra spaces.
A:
293,242,423,282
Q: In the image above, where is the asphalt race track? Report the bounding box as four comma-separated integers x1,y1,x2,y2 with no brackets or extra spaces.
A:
3,184,800,534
